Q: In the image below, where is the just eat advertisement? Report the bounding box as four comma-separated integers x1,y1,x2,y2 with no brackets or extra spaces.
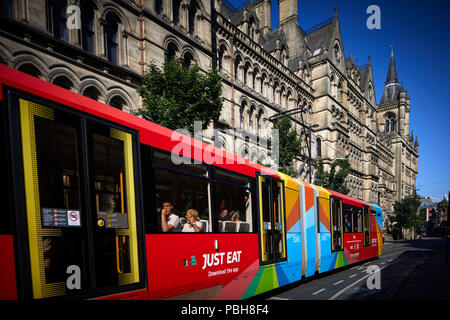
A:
146,234,260,299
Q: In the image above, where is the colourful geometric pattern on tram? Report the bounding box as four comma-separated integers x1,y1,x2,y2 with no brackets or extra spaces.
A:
369,203,384,256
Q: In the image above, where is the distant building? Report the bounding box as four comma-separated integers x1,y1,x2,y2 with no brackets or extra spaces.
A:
420,196,446,236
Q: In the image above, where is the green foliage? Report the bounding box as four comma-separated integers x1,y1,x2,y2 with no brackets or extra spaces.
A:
390,196,423,233
271,117,303,176
313,159,351,194
137,58,223,135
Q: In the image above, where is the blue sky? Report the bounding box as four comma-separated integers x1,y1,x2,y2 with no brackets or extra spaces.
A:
230,0,450,201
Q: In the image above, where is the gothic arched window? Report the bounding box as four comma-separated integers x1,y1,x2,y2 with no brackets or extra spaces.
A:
252,68,258,90
188,1,200,36
257,109,264,136
234,56,241,81
18,63,41,79
316,138,322,158
385,113,396,134
104,12,119,64
260,73,266,95
81,0,95,53
248,105,255,130
183,52,194,69
110,95,127,111
47,0,67,41
240,101,246,130
248,17,255,40
218,45,226,71
83,86,101,101
52,75,74,91
173,0,181,25
155,0,163,15
1,0,13,18
243,62,251,86
166,42,179,62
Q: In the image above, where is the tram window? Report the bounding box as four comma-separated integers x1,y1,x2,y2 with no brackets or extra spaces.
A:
36,117,80,210
343,204,353,233
354,207,363,233
214,183,252,233
152,168,210,232
93,133,125,213
92,131,132,287
154,150,207,176
331,197,343,251
343,204,363,233
272,182,285,259
35,116,84,287
215,168,250,187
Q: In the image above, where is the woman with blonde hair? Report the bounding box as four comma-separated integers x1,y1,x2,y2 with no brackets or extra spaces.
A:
182,209,203,232
230,210,241,222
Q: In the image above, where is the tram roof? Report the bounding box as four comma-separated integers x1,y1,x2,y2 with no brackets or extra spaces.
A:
327,189,368,207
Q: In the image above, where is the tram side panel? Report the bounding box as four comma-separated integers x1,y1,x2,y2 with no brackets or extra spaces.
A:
241,175,302,299
0,235,17,299
283,185,302,284
370,204,384,256
0,92,18,299
317,194,335,273
298,182,317,278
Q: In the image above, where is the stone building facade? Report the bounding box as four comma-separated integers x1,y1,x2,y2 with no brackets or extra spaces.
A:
0,0,418,227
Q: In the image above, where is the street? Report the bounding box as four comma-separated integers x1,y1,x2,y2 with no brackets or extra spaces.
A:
266,237,450,300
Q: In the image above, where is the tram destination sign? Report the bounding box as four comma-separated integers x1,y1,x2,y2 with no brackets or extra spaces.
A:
41,208,81,228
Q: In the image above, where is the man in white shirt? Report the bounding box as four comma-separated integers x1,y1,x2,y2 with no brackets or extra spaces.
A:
161,200,181,232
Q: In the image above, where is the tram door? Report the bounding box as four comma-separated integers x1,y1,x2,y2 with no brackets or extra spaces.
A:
17,99,141,299
330,197,343,252
258,176,287,264
363,206,371,247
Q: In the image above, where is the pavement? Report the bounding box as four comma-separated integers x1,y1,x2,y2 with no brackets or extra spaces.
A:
383,237,450,300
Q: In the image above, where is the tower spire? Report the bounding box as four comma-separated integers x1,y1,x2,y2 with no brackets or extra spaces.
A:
385,47,399,85
379,47,401,105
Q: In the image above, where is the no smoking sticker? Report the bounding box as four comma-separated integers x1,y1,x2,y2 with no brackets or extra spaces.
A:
67,211,81,226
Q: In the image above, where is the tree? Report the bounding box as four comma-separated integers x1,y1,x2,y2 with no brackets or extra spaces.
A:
390,196,422,239
137,58,223,135
270,117,303,176
312,159,351,194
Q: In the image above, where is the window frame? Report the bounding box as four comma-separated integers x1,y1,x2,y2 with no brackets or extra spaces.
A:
80,1,96,54
46,0,67,41
149,148,210,233
145,148,257,234
211,167,256,234
256,173,287,265
330,196,343,252
343,203,363,233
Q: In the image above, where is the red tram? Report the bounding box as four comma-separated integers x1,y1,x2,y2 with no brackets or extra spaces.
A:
0,65,383,300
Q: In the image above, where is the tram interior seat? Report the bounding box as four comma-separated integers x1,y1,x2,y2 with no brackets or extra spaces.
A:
200,219,208,232
237,222,250,232
224,221,237,232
